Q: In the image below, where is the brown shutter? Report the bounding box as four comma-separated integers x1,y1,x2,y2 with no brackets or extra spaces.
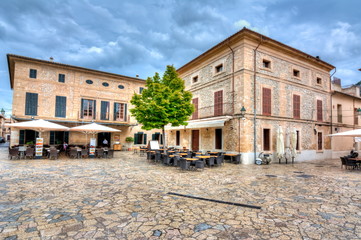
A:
354,108,359,125
262,88,271,115
192,98,198,119
214,90,223,116
293,95,300,119
317,100,323,122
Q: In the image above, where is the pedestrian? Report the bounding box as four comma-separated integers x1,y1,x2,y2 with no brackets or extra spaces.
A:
103,139,108,147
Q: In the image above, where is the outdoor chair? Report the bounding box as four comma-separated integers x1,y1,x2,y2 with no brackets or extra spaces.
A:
107,149,114,158
207,157,215,167
173,156,180,167
96,149,104,158
345,157,358,170
163,155,171,165
155,152,161,163
340,157,346,169
179,158,190,170
49,149,59,160
9,148,19,160
234,154,241,164
81,149,88,158
25,148,35,159
69,149,78,159
215,155,224,166
195,160,205,170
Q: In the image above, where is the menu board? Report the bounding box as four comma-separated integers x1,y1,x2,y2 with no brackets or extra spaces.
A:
35,138,43,158
89,138,96,157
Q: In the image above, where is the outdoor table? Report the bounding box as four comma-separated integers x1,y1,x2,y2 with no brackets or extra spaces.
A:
18,146,27,159
209,152,219,154
140,148,147,156
184,158,199,161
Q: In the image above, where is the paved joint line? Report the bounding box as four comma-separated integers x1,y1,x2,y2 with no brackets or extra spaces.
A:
167,192,262,209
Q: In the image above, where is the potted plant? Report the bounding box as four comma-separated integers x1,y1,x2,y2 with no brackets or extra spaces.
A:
125,137,134,150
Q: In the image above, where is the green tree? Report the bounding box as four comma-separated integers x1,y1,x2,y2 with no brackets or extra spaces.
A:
130,65,193,150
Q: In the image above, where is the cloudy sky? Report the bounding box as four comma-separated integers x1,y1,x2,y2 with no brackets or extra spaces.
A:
1,0,360,116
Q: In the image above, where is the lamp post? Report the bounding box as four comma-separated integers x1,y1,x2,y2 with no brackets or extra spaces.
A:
0,108,5,116
240,106,246,120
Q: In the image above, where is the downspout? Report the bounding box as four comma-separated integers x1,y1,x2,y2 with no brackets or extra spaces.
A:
253,38,263,163
226,40,235,116
329,67,336,135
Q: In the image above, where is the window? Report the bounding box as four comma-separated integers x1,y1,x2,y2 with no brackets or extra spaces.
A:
114,103,127,121
215,64,223,73
139,87,144,93
263,129,270,151
86,80,93,84
354,108,359,125
262,88,271,116
293,69,300,77
192,76,198,83
102,82,109,87
317,77,322,84
296,130,300,150
118,85,124,89
215,129,222,149
29,69,37,78
317,100,323,122
50,131,69,145
176,130,180,146
192,98,198,119
214,90,223,116
81,99,96,120
152,132,163,144
100,101,110,120
58,74,65,83
55,96,66,118
19,130,38,145
25,92,38,116
337,104,342,123
134,132,147,145
317,132,323,150
293,94,300,119
262,59,271,69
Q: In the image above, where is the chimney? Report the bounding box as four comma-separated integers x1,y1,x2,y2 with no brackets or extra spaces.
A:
49,57,54,61
332,77,341,85
315,56,320,59
136,75,139,78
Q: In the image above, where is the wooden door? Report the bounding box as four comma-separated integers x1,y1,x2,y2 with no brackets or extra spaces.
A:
192,130,199,151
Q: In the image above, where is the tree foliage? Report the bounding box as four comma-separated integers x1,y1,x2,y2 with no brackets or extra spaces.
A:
130,65,193,135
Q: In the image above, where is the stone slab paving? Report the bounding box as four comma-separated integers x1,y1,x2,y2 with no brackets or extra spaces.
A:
0,148,360,239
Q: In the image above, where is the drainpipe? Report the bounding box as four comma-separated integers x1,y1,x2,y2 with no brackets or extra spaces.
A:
329,67,336,135
253,38,263,163
226,40,235,116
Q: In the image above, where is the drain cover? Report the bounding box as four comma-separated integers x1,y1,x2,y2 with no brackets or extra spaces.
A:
296,174,314,178
293,171,304,173
265,175,277,178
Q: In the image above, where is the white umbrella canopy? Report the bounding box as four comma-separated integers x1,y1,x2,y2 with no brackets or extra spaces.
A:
70,123,121,134
329,128,361,137
290,127,297,158
5,119,69,137
276,126,285,159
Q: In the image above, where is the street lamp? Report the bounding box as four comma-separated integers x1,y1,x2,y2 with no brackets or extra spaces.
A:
0,108,5,116
240,106,246,120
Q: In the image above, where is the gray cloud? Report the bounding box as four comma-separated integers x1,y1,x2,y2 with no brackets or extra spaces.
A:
0,0,360,113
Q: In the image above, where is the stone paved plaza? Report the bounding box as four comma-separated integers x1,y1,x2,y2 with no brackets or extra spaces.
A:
0,145,360,240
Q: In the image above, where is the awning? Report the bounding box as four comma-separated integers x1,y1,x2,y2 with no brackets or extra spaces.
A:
165,116,233,130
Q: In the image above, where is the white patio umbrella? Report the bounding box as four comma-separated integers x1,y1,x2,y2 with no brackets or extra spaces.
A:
70,123,121,145
290,127,297,158
276,126,285,160
5,119,69,137
329,128,361,137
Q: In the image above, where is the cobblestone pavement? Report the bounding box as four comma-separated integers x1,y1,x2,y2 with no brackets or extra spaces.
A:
0,148,360,240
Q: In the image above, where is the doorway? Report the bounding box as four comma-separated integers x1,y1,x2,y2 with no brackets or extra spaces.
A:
98,132,111,147
192,130,199,151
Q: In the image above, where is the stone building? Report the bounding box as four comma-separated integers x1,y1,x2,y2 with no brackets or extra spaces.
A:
7,54,157,147
331,78,361,157
166,28,335,164
0,112,5,140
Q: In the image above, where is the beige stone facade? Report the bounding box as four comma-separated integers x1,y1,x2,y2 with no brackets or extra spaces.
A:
167,28,335,164
331,79,361,157
7,54,158,147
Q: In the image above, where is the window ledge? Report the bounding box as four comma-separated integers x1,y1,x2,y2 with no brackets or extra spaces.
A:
292,76,302,80
316,150,324,153
260,67,273,72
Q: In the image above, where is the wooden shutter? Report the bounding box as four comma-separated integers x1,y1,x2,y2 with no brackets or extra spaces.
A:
192,98,198,119
64,132,69,144
55,96,66,118
81,99,85,118
124,104,127,121
19,130,25,144
134,133,139,145
354,108,359,125
25,92,38,115
214,90,223,116
152,134,156,140
93,100,96,120
293,95,300,119
143,134,147,144
101,101,109,120
50,131,55,145
317,100,323,121
262,88,271,115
